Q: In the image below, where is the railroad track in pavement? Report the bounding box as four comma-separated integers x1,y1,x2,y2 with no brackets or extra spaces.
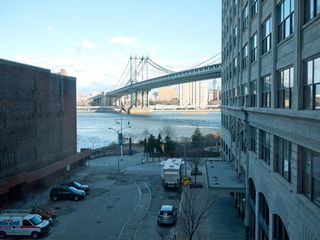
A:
117,182,151,240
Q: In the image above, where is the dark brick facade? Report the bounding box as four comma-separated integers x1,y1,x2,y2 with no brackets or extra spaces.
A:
0,59,82,205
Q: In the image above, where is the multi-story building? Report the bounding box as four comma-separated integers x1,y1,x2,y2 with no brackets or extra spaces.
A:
0,59,90,207
153,86,178,104
221,0,320,239
208,89,221,105
179,81,209,106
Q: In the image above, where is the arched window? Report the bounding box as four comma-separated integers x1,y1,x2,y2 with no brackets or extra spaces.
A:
258,193,269,240
248,178,256,203
248,178,256,240
273,214,289,240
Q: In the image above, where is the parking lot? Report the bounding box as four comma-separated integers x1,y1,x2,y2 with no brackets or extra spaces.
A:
8,154,180,240
6,154,245,240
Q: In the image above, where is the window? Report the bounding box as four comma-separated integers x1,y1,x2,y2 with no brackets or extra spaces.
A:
240,124,246,152
260,130,271,165
251,33,257,63
305,0,320,23
250,80,257,107
258,193,269,239
233,56,238,75
250,126,257,153
252,0,258,17
278,0,294,42
302,147,320,207
242,4,248,31
262,16,272,54
242,44,248,69
234,25,238,45
248,178,257,240
273,215,289,240
262,75,271,108
243,83,249,106
304,57,320,110
275,137,291,182
249,178,256,203
23,220,32,226
249,207,256,240
278,67,294,108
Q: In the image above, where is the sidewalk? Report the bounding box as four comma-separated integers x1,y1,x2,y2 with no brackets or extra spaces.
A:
200,158,246,240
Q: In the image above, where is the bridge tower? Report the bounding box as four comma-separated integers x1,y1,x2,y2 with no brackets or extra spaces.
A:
129,55,149,109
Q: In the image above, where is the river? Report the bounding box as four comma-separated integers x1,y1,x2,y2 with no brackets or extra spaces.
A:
77,111,221,151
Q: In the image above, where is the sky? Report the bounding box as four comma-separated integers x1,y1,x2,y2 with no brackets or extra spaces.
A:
0,0,221,93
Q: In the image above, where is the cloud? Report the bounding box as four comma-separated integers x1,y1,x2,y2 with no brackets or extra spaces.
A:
77,40,98,49
108,35,141,48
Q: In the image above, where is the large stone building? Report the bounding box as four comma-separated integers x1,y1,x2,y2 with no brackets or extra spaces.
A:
221,0,320,239
0,59,90,207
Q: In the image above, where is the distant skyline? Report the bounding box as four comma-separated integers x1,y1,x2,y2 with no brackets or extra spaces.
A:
1,0,221,93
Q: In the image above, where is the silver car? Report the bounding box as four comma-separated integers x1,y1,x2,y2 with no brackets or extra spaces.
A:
157,205,177,225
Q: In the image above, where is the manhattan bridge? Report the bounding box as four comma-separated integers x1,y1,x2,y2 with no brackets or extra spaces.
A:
93,54,222,113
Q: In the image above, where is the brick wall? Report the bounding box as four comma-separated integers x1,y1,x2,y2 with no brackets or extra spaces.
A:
0,59,78,198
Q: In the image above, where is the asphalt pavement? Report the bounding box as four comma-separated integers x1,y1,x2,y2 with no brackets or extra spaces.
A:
7,153,245,240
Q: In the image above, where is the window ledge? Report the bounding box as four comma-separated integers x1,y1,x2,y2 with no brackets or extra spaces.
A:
250,60,257,66
277,34,294,48
302,15,320,31
296,194,320,216
272,171,292,191
261,51,271,59
251,13,257,22
221,106,320,121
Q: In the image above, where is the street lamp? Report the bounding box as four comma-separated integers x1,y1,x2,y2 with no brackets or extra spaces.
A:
108,122,131,173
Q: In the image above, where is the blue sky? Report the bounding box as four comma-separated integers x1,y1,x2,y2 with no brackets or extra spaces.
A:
0,0,221,93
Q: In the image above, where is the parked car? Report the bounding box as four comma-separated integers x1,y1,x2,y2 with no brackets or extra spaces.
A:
61,181,89,193
157,205,177,225
49,186,85,201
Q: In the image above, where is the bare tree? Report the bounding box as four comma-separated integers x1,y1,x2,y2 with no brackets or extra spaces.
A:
88,137,100,149
157,226,177,240
189,157,203,185
213,131,221,147
178,187,214,240
160,125,175,138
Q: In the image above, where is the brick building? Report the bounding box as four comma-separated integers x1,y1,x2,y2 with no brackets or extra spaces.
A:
0,59,90,206
221,0,320,239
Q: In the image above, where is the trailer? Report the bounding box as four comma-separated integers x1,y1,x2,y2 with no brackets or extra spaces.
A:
163,158,182,189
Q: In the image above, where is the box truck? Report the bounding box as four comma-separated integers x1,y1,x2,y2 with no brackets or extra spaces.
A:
163,158,182,189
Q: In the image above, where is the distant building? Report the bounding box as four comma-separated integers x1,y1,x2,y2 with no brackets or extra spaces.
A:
58,68,68,76
152,86,178,105
179,81,208,106
0,59,89,207
208,89,221,105
221,0,320,239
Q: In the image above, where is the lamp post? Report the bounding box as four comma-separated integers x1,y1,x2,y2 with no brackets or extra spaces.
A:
108,122,131,173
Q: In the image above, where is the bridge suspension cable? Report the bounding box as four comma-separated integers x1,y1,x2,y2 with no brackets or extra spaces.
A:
113,59,131,89
147,58,175,74
185,52,221,70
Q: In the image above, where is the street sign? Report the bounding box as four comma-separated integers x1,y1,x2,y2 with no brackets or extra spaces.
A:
181,177,190,186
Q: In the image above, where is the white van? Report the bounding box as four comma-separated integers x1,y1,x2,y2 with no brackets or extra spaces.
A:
0,212,50,239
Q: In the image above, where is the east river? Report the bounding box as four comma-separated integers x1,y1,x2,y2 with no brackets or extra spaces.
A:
77,111,221,151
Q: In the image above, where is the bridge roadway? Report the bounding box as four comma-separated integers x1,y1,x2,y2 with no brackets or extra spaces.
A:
106,63,222,97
